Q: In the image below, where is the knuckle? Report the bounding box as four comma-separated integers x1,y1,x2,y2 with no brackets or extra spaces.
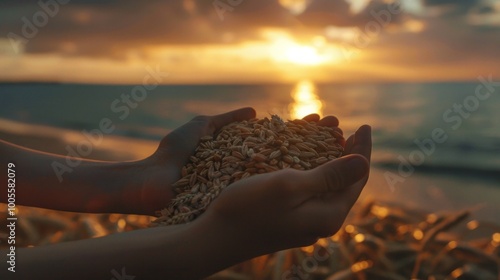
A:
191,115,217,133
191,115,210,124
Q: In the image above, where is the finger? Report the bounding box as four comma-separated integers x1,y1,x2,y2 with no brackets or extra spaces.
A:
343,134,355,155
330,170,370,220
296,154,370,195
248,154,369,203
336,127,344,136
316,115,344,148
163,107,255,146
317,116,339,127
292,155,370,236
333,127,345,147
302,114,320,122
157,108,256,165
343,125,371,158
332,125,372,211
210,107,257,133
349,125,372,162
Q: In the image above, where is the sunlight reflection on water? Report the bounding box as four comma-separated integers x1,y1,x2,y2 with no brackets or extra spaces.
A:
289,80,323,119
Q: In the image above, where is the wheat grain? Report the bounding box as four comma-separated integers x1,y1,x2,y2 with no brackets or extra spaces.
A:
152,115,344,226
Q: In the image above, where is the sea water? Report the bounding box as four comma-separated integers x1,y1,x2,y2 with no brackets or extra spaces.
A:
1,81,499,221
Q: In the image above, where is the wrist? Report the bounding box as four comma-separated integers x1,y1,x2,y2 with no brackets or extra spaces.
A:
72,162,141,214
134,157,176,215
80,160,150,214
182,211,265,277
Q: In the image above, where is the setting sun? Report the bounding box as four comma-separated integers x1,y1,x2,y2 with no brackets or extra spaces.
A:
277,40,343,66
284,44,325,65
262,29,343,66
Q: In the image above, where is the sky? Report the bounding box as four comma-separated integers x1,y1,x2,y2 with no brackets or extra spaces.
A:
0,0,499,84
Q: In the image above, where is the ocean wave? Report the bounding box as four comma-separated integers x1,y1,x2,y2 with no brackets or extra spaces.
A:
374,160,500,183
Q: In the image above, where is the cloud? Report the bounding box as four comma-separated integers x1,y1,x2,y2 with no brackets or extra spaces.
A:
0,0,408,58
421,0,482,17
0,0,498,83
1,1,227,57
422,0,478,6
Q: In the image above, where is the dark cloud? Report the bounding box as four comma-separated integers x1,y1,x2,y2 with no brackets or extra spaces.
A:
297,0,405,28
422,0,478,6
476,5,495,14
366,13,500,68
1,1,215,57
422,0,481,17
0,0,299,57
0,0,498,64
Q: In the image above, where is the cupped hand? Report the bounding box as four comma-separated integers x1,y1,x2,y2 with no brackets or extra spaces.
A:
137,108,256,215
135,106,359,225
201,124,371,253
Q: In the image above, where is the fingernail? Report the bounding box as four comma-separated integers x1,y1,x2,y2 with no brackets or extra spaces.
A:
345,156,368,184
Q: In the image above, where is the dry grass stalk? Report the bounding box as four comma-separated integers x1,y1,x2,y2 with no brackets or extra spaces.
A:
152,115,344,226
207,200,500,280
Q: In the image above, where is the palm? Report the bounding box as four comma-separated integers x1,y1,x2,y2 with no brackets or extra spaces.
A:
138,108,346,216
205,124,371,251
138,108,256,214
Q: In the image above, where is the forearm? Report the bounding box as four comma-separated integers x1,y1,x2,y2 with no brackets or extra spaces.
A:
0,140,148,214
1,215,260,280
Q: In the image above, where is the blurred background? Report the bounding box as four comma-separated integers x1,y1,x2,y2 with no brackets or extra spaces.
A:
1,0,499,223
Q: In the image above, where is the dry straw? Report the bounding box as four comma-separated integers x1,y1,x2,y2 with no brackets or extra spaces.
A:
152,115,344,226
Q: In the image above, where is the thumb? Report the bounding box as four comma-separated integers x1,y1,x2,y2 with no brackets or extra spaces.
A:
305,154,369,194
154,107,256,166
289,155,370,237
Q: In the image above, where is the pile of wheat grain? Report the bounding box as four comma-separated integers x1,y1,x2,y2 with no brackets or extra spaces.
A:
152,115,344,226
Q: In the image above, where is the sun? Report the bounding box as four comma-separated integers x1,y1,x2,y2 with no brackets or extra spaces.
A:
262,30,342,66
284,45,325,66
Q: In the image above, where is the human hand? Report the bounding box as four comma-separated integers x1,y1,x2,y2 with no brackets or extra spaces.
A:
199,124,371,253
135,108,257,215
133,108,346,216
